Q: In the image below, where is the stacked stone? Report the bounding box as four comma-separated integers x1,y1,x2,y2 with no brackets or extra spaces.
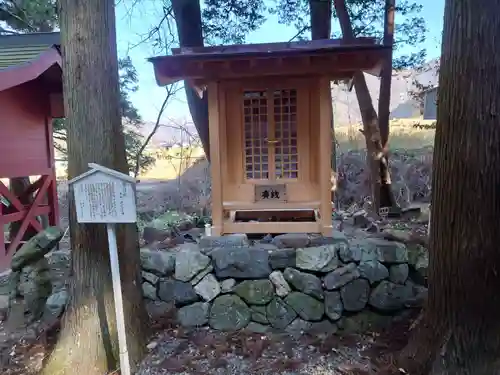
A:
139,232,428,335
0,227,67,324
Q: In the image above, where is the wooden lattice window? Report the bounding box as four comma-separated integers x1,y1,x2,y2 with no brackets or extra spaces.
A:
273,89,298,179
243,88,299,181
243,91,269,179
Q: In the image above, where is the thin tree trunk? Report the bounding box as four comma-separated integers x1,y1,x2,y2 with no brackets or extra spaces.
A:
43,1,148,374
171,0,210,160
399,1,500,374
333,0,397,212
377,0,397,209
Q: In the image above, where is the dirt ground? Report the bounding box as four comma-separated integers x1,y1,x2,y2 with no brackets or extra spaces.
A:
0,302,418,375
134,309,419,375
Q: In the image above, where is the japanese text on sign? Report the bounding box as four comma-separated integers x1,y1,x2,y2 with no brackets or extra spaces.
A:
73,175,136,223
260,189,281,200
254,184,287,202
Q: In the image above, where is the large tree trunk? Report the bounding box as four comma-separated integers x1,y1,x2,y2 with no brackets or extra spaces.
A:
333,0,397,212
310,0,331,39
43,1,148,374
399,1,500,374
171,0,210,160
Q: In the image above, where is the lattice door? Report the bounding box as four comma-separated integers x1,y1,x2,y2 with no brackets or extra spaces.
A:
273,89,298,179
243,89,298,181
243,91,269,179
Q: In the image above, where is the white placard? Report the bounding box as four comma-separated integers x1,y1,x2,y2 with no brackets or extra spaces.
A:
72,171,137,224
68,163,135,375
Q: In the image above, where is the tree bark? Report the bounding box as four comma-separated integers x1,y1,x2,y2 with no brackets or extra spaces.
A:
333,0,397,212
399,1,500,374
377,0,397,209
171,0,210,160
43,1,148,374
310,0,331,40
378,0,395,148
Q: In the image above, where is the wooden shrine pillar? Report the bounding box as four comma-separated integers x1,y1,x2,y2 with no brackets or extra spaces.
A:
319,77,333,235
208,82,224,236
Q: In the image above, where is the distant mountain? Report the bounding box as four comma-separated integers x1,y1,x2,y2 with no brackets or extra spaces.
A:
135,120,199,147
135,61,440,144
332,60,439,125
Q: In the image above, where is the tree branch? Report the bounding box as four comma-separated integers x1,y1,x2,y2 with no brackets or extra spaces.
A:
128,5,175,51
133,83,179,177
288,25,309,41
0,1,37,31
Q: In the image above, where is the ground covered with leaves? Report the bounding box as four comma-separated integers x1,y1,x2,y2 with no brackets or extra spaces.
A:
0,304,418,375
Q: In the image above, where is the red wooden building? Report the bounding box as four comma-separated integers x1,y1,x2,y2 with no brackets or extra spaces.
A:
0,32,63,270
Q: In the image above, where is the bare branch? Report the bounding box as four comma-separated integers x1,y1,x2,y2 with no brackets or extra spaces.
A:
159,123,199,142
128,4,176,51
133,83,181,177
0,1,37,31
288,25,309,42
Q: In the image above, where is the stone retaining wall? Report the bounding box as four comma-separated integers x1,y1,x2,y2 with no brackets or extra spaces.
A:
140,233,428,334
0,231,429,335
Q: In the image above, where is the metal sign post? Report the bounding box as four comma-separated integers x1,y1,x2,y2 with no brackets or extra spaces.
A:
68,163,137,375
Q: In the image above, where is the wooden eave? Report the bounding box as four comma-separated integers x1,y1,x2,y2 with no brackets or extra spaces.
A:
0,32,62,93
0,47,61,92
0,32,59,48
0,32,63,117
149,38,390,87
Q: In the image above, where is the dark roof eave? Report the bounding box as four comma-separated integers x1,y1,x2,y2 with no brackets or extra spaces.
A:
150,44,388,87
0,32,60,47
148,44,390,64
169,36,379,55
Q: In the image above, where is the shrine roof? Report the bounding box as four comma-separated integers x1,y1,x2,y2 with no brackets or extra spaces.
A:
149,37,390,86
0,32,61,92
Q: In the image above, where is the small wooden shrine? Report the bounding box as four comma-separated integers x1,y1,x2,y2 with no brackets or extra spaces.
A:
0,32,63,270
149,38,388,235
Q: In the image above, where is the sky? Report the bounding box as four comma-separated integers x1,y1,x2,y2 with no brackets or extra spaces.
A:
114,0,445,124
